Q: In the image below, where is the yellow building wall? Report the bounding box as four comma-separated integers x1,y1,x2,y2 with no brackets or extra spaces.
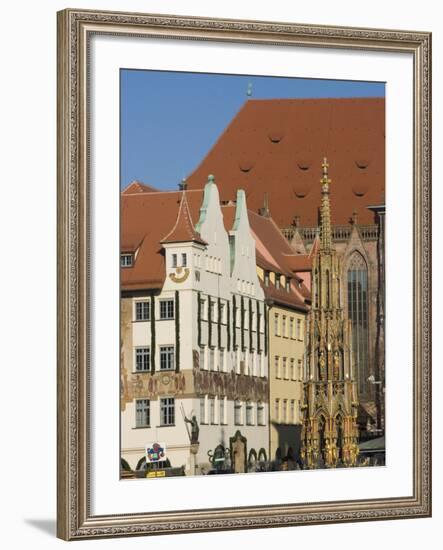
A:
268,304,306,461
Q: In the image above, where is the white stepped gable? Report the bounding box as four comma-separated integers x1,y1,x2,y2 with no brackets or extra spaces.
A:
229,189,264,300
195,175,230,279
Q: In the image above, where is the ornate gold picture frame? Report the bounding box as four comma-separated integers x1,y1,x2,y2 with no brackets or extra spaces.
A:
57,8,431,540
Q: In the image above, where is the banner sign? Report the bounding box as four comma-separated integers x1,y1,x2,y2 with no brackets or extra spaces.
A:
145,442,167,463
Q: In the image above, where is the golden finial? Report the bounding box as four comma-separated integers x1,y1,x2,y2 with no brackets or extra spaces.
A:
321,157,331,185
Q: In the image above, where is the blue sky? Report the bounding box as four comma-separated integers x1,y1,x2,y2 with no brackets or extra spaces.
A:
120,70,385,191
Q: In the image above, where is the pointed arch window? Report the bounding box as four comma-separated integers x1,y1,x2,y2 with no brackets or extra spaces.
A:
347,251,369,395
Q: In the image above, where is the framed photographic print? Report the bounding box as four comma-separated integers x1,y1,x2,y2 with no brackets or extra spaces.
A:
57,8,431,540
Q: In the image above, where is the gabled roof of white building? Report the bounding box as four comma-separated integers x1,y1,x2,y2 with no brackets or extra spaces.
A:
121,182,312,302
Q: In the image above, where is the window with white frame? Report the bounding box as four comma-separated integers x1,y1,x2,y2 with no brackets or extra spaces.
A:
283,357,288,379
264,271,270,287
182,253,187,267
257,401,265,425
160,299,174,319
282,399,288,423
209,348,215,371
160,397,175,426
274,313,280,336
209,300,215,322
218,348,223,372
209,396,216,424
275,398,280,423
282,315,287,337
276,274,281,290
246,401,254,425
160,345,174,370
219,301,226,324
220,396,227,424
200,296,207,320
275,356,281,379
290,317,295,338
234,400,243,425
135,347,150,372
236,348,241,374
121,253,133,267
135,399,150,427
135,301,150,321
298,359,303,380
260,352,265,377
290,358,296,380
172,253,177,268
200,396,207,424
297,318,302,339
290,400,295,424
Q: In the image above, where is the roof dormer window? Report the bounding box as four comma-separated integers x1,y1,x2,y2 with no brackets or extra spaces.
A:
121,253,133,267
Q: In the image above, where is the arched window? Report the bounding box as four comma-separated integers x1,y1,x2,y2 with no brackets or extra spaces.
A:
318,415,326,464
347,251,369,395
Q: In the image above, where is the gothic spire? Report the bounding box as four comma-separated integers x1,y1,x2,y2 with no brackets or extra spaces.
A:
319,157,333,251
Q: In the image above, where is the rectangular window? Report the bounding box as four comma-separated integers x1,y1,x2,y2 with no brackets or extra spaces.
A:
135,347,150,372
282,399,288,423
290,317,295,339
218,349,224,372
209,396,216,424
121,253,133,267
172,253,177,268
246,401,254,425
209,300,215,321
219,302,225,324
200,396,207,424
257,402,265,425
298,359,303,381
182,253,187,267
275,399,280,423
275,356,280,379
135,399,150,427
282,315,287,337
160,299,174,319
234,400,243,425
135,301,150,321
283,357,288,379
290,400,295,424
297,319,302,339
160,346,174,370
209,348,215,371
200,297,207,320
274,313,280,336
220,396,226,425
276,274,281,290
264,271,270,287
290,358,296,380
160,397,175,426
260,352,265,377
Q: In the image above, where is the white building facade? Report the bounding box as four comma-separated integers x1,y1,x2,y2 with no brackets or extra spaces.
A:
120,176,269,475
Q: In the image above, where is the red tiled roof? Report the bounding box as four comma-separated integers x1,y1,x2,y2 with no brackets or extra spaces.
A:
121,190,204,290
121,188,312,308
186,98,385,227
122,180,160,194
161,191,207,245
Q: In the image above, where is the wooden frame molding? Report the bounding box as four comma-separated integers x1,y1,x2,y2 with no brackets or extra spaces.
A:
57,8,431,540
